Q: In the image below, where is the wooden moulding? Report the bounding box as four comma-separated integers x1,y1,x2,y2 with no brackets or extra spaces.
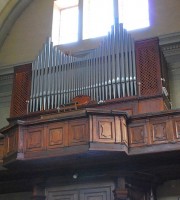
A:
2,108,180,165
2,109,129,164
89,114,128,154
128,111,180,155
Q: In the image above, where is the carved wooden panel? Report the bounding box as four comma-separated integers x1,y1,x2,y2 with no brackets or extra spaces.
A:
151,122,168,143
129,124,146,147
92,116,115,143
10,63,32,118
69,119,88,146
136,38,162,96
4,129,18,156
47,122,68,149
24,126,44,152
47,190,78,200
46,184,113,200
80,187,111,200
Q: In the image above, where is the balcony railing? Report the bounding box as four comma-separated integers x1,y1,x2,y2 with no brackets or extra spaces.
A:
1,108,180,166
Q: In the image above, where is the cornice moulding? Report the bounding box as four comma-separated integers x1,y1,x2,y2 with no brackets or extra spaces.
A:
0,60,32,75
159,32,180,46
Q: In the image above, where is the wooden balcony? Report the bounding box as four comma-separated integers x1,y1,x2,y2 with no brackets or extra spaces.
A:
0,36,173,170
1,108,180,167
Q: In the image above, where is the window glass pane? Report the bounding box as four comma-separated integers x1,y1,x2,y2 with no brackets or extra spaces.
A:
55,0,79,9
118,0,150,30
52,4,61,45
60,7,79,44
52,0,79,45
83,0,114,40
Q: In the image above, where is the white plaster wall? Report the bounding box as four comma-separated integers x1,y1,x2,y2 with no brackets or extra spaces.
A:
0,0,54,66
1,0,180,66
0,74,13,128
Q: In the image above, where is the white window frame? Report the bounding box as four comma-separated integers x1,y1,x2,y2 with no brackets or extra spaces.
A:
52,0,150,45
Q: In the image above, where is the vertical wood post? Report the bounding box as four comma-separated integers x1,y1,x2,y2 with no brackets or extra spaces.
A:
31,181,45,200
113,177,129,200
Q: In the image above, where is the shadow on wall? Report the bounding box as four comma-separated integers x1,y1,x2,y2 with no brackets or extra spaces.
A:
157,180,180,200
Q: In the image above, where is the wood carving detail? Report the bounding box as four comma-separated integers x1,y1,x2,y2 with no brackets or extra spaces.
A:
130,126,145,145
71,125,85,142
152,122,167,142
48,128,64,146
26,130,43,151
99,121,113,139
80,187,111,200
69,120,88,145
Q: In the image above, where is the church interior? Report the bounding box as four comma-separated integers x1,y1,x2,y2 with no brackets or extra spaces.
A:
1,0,180,199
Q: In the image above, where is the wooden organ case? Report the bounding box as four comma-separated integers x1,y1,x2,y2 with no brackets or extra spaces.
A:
9,27,170,119
0,24,172,200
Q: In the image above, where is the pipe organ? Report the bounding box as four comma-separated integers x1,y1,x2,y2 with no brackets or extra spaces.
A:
10,25,170,118
29,23,137,113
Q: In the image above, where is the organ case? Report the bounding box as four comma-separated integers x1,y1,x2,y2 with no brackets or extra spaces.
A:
9,24,170,119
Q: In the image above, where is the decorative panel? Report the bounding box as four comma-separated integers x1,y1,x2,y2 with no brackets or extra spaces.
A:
47,122,68,149
129,125,146,147
10,63,32,118
136,38,162,96
46,184,113,200
92,116,115,143
99,121,113,139
151,122,167,143
80,187,111,200
69,119,88,146
47,190,78,200
25,126,44,152
4,128,18,156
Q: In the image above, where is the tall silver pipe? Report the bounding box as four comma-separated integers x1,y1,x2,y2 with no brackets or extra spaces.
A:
29,23,137,112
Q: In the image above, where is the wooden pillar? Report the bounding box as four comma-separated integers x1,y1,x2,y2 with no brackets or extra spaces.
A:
113,177,129,200
31,182,46,200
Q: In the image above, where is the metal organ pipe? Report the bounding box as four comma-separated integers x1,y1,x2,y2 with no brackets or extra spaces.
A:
29,23,137,113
